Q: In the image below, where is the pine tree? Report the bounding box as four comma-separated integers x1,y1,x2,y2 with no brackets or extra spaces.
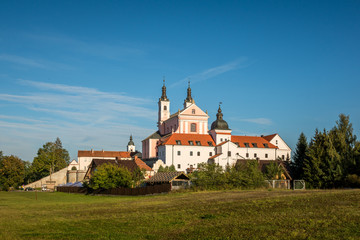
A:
303,129,325,188
292,132,308,179
329,114,357,177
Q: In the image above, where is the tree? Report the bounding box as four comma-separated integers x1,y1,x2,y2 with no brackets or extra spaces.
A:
264,162,283,180
303,129,325,188
329,114,357,176
157,164,176,172
88,163,132,190
292,133,308,179
191,163,226,189
31,137,70,181
0,155,25,191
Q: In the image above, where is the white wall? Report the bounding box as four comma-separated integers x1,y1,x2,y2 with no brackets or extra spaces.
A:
158,145,215,172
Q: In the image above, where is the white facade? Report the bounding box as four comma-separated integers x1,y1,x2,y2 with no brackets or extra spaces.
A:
143,82,292,172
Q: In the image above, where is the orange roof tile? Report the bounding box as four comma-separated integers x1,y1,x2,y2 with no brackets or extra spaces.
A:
215,141,228,147
78,150,132,158
209,153,222,159
134,156,153,171
160,133,215,146
231,136,277,149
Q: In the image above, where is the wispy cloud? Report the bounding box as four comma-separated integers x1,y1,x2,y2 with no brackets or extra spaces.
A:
230,117,273,125
0,54,46,68
0,80,157,160
170,58,249,88
25,33,144,60
0,54,73,70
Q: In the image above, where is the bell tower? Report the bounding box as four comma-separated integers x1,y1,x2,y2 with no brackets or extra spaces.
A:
184,80,195,108
158,79,170,130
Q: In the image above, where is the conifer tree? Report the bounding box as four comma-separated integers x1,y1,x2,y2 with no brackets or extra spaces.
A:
329,114,357,176
303,129,325,188
292,132,308,179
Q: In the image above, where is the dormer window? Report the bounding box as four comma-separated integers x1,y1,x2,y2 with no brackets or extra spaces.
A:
252,143,258,148
208,141,213,146
263,143,269,148
176,140,181,145
196,141,201,146
244,143,250,147
188,141,194,145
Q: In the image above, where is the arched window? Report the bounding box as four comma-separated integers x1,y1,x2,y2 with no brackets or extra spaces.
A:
190,123,196,132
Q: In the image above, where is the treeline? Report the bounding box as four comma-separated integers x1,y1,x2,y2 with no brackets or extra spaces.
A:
292,114,360,188
0,137,69,191
190,161,283,190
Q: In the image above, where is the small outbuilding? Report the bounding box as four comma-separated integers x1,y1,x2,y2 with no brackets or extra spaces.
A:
145,172,190,190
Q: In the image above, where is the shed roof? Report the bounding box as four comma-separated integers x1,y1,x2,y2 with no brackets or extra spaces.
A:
145,172,189,183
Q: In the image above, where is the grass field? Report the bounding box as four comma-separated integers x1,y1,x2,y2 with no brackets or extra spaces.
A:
0,189,359,240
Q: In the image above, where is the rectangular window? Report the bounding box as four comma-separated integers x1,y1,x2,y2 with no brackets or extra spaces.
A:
176,140,181,145
282,155,285,160
252,143,258,148
197,151,200,156
190,151,193,156
246,153,249,158
209,152,212,156
235,142,239,147
177,164,181,169
265,154,268,158
254,153,257,158
228,151,231,157
263,143,269,148
196,141,201,146
220,138,223,142
208,141,213,146
191,123,196,132
192,109,195,114
177,151,181,156
244,143,250,147
188,141,194,145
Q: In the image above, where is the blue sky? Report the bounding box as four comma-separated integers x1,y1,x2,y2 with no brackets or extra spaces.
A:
1,1,359,162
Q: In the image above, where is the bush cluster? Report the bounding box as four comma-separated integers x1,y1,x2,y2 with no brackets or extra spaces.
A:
190,161,268,190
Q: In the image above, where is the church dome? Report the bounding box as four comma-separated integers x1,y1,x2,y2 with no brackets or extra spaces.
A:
127,135,135,146
211,105,230,130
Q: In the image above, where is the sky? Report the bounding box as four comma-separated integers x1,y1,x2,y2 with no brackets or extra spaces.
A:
0,0,359,162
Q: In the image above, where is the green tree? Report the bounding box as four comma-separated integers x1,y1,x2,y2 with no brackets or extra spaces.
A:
264,162,283,180
157,164,176,172
191,163,226,189
0,155,25,191
292,133,308,179
32,138,70,181
329,114,357,176
88,163,132,190
303,129,325,188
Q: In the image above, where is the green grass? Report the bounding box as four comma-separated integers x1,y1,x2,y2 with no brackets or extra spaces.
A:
0,189,360,239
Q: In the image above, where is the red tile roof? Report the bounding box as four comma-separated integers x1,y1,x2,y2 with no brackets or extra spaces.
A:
134,156,153,171
231,136,277,149
215,141,228,147
209,153,222,159
78,150,132,158
262,134,277,142
159,133,215,146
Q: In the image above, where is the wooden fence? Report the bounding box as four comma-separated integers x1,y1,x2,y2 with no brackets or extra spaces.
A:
56,184,171,196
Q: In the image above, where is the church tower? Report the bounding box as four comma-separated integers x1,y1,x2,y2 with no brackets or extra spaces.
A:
158,79,170,129
184,80,195,108
127,135,135,152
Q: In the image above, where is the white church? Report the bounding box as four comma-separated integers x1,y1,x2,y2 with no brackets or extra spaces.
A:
142,81,291,172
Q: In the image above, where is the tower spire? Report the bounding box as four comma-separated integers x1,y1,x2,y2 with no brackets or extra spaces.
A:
184,79,194,107
160,77,168,101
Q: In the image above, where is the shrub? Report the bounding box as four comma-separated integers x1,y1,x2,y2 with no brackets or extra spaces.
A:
87,164,132,190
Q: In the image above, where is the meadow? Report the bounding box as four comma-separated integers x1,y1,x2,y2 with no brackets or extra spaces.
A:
0,189,359,239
